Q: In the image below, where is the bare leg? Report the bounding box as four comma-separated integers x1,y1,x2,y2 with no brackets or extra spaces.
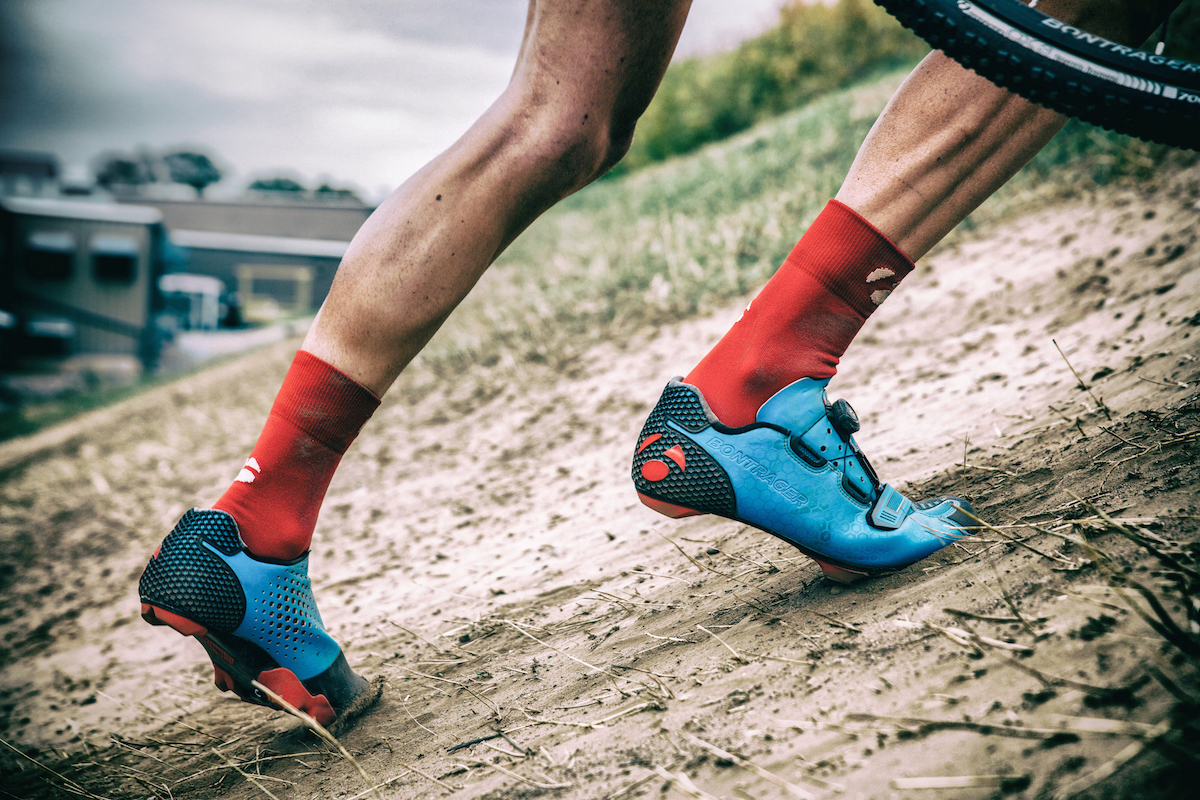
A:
303,0,693,395
140,2,696,729
837,0,1175,260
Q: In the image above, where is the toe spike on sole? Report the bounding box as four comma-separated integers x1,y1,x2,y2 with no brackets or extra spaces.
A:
257,668,338,727
327,676,385,737
213,665,235,693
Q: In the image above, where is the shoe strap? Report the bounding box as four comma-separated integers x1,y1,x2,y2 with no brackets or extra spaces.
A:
869,483,913,530
756,377,831,429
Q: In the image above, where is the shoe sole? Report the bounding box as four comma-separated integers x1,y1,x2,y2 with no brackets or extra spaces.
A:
142,602,360,727
637,491,871,584
141,509,384,732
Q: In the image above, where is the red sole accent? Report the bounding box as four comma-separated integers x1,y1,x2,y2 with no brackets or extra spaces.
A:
638,492,703,519
142,603,337,724
663,445,686,470
258,668,337,727
641,460,670,482
214,665,235,692
141,604,207,636
811,558,870,585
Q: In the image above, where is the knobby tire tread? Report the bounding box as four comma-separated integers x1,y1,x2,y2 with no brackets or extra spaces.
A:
874,0,1200,150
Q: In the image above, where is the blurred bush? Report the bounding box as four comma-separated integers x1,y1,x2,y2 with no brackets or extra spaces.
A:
612,0,928,175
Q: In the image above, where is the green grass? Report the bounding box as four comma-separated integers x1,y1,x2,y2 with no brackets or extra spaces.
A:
612,0,929,173
417,68,1197,378
0,370,180,443
0,343,285,445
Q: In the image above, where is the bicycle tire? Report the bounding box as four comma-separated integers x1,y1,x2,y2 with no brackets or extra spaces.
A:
874,0,1200,150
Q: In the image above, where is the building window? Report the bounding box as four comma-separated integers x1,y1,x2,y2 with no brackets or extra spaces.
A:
91,235,139,283
94,254,136,282
26,230,75,281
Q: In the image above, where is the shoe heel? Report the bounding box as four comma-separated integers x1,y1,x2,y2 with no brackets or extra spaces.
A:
638,492,703,519
811,559,870,585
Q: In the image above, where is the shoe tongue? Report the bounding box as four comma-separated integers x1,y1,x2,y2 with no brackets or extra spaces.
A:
755,377,831,430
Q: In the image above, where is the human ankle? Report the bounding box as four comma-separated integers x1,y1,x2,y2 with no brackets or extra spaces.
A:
684,200,912,427
213,351,379,561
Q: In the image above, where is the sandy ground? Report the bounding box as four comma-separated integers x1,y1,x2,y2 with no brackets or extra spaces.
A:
1,163,1199,800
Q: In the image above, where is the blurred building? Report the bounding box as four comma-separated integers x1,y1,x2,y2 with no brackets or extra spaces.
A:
158,272,225,331
0,197,166,369
125,197,363,322
169,230,348,322
0,153,369,376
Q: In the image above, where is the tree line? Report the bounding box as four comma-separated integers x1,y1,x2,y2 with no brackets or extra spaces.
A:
93,148,362,202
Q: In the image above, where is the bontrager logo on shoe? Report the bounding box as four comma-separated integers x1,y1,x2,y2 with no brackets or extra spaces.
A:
706,435,809,507
236,457,262,484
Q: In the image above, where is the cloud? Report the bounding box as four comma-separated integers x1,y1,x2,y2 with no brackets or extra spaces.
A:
1,0,519,191
0,0,790,195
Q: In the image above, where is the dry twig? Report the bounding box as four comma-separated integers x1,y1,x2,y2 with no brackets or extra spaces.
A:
1051,720,1173,800
604,771,656,800
653,766,721,800
943,608,1049,625
679,731,813,798
697,624,749,663
501,619,658,696
467,759,572,789
891,775,1010,790
250,679,381,800
1052,339,1111,420
0,737,112,800
210,748,283,800
395,666,501,715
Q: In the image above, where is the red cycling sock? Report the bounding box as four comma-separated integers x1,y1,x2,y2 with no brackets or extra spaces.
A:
685,199,913,427
213,350,380,561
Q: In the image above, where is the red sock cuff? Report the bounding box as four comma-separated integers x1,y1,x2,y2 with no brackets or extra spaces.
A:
269,351,380,454
782,199,914,318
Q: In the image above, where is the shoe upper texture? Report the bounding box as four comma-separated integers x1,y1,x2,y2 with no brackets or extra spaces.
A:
633,378,973,572
140,509,340,681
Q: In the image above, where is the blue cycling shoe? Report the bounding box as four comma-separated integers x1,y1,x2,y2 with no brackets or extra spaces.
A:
139,509,381,729
632,378,977,583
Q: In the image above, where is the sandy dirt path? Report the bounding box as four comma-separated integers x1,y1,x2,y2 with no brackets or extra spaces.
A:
1,163,1198,799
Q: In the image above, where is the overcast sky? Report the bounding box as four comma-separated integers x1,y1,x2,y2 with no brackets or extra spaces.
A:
0,0,790,201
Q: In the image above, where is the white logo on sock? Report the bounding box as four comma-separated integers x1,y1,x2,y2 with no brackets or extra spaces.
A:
870,289,892,306
866,267,895,283
236,456,261,484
